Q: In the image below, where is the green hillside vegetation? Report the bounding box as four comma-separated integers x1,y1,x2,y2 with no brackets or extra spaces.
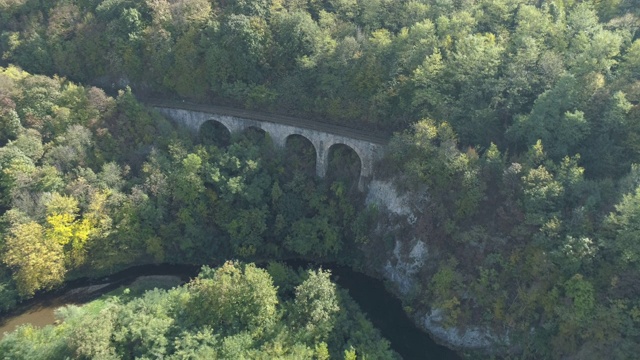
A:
1,0,640,358
0,65,369,301
0,262,397,359
2,0,639,153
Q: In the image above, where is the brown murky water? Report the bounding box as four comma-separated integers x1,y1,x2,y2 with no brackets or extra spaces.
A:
0,283,113,338
0,277,180,339
0,302,61,335
0,263,461,359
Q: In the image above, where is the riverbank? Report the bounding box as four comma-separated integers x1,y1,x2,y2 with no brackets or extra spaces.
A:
0,262,461,359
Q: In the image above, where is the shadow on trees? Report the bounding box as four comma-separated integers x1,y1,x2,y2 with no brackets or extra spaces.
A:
326,144,361,190
236,126,270,146
199,120,231,147
284,134,316,178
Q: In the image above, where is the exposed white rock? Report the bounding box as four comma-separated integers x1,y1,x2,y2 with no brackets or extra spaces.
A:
366,180,412,217
384,239,428,295
421,309,497,349
366,178,507,353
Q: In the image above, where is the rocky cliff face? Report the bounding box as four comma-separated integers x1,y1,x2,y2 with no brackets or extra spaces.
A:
365,180,502,351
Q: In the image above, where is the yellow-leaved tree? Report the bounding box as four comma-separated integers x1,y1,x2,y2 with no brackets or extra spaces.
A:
3,221,66,296
45,193,92,267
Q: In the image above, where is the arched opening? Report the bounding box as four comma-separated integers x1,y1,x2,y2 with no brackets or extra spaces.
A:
284,134,316,177
326,144,361,187
238,126,270,146
199,120,231,147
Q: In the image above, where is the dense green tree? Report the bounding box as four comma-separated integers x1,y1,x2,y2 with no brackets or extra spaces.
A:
0,98,22,146
291,269,339,342
605,185,640,269
507,75,590,158
0,263,396,359
186,263,279,336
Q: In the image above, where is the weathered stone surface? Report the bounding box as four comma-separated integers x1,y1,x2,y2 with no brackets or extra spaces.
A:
421,309,500,349
366,179,508,353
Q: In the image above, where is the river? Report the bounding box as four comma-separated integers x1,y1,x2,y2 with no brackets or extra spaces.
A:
0,263,461,359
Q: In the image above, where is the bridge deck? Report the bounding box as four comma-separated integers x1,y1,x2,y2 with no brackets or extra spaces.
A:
144,99,389,145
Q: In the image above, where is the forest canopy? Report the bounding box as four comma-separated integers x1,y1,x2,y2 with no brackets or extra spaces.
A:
1,0,640,358
0,65,368,301
0,262,398,359
1,0,638,174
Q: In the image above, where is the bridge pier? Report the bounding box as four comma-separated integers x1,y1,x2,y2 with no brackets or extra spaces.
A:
269,132,288,149
359,154,374,191
316,140,328,179
153,106,385,192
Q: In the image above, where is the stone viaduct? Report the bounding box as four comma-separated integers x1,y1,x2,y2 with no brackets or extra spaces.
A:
150,101,387,190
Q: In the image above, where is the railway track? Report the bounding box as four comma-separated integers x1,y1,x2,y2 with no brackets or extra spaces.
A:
143,98,390,145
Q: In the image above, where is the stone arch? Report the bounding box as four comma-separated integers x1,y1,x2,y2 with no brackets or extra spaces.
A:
284,134,317,176
199,119,232,146
324,143,363,185
285,133,316,151
153,106,384,192
240,125,269,143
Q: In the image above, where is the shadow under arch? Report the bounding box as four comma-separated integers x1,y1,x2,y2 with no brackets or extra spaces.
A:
284,134,317,177
199,119,231,147
237,126,271,146
326,143,362,187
